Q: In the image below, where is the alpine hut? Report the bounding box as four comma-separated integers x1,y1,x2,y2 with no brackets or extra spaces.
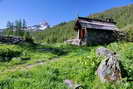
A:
74,17,120,45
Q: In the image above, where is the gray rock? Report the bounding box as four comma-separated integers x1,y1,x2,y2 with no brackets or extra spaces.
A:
96,47,122,82
96,47,115,58
64,80,83,89
65,39,81,46
0,35,25,44
64,80,74,88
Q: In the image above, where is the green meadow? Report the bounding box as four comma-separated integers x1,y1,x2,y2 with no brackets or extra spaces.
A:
0,3,133,89
0,42,132,89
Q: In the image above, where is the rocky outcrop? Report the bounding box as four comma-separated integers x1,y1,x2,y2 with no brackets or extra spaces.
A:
0,35,25,44
96,47,122,82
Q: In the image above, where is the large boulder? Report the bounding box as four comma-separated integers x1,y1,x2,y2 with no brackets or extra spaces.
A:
96,47,115,58
96,47,122,82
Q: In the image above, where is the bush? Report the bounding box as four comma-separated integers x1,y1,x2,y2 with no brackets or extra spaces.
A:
122,25,133,42
23,32,34,44
0,45,21,62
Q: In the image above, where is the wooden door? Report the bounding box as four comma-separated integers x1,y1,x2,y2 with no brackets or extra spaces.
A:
79,29,85,39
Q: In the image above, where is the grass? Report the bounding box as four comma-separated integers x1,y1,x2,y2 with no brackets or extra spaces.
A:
0,43,63,71
0,42,132,89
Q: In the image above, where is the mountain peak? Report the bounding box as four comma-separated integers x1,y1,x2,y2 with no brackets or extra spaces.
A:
27,21,50,31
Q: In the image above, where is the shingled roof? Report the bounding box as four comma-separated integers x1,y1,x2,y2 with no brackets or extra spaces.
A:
75,17,119,31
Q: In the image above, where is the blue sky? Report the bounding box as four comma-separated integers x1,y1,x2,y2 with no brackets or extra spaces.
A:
0,0,132,28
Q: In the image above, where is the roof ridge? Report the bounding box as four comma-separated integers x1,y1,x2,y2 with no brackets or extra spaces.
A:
78,17,116,24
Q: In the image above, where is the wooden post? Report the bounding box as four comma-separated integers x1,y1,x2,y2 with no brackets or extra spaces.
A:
77,29,80,39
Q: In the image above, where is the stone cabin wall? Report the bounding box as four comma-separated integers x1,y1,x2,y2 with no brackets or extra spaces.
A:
81,29,117,45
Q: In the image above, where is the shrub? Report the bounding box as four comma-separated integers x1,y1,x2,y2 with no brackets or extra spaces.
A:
23,32,34,44
122,25,133,42
0,45,21,62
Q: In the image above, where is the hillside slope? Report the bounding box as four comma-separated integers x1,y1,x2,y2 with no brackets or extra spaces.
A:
90,4,133,28
32,21,76,43
33,4,133,43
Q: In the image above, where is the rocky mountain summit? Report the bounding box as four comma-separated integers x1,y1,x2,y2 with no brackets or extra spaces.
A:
27,21,50,31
